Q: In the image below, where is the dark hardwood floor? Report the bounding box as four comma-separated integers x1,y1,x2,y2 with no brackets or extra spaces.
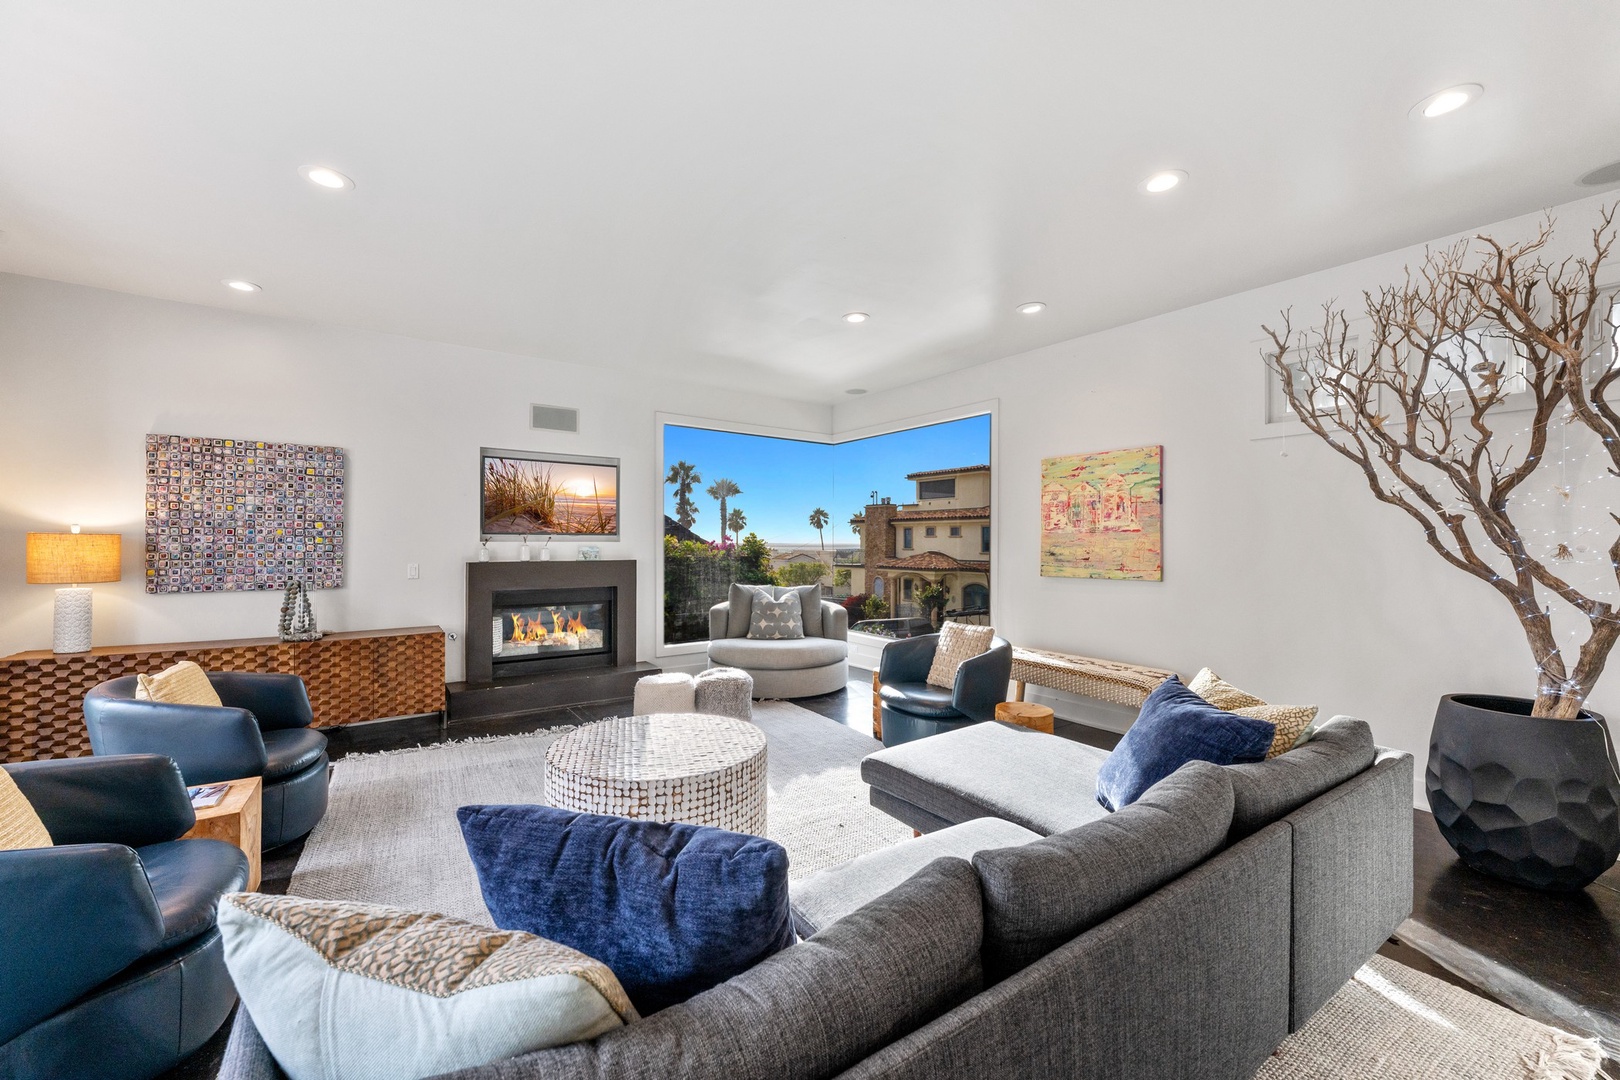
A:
163,677,1614,1077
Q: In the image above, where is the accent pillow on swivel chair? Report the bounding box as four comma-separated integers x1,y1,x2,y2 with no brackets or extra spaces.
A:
457,805,795,1014
1096,676,1276,811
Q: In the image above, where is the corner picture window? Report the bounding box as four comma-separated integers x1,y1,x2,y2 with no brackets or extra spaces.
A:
661,413,990,648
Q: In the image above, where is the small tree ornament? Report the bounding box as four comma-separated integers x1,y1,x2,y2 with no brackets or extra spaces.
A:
1264,206,1619,719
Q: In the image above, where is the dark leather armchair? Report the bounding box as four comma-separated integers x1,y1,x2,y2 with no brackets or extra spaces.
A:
0,754,248,1080
84,672,329,848
876,632,1014,746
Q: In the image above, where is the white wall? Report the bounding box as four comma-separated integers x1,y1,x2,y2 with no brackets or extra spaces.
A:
834,192,1620,804
0,274,831,680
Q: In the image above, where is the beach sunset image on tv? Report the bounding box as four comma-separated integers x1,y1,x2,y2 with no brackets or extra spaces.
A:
481,453,618,536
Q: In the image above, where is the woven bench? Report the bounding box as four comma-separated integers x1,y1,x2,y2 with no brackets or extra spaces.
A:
1009,647,1176,709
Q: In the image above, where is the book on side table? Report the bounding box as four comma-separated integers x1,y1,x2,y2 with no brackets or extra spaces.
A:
182,775,263,890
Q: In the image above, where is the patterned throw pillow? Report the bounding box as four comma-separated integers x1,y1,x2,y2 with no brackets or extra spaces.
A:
747,593,805,640
218,894,635,1080
926,622,996,690
1187,668,1318,758
1186,668,1265,710
135,660,222,707
0,768,52,851
1233,704,1320,759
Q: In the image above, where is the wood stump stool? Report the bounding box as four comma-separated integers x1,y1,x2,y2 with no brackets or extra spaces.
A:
995,701,1055,735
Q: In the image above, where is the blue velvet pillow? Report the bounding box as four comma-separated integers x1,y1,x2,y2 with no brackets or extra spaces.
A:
1096,676,1275,811
457,805,794,1014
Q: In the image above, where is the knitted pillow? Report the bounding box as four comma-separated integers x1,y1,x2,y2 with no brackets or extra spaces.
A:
0,769,52,851
218,894,634,1080
135,660,222,707
926,622,995,690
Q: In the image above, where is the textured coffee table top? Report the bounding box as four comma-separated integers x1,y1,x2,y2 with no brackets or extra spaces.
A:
545,714,765,782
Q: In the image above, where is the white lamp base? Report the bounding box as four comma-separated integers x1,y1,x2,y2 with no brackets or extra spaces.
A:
52,586,94,653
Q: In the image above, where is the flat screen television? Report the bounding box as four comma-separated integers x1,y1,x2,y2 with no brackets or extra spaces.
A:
480,448,619,539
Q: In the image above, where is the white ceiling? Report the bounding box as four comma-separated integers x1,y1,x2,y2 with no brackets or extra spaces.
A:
2,2,1618,402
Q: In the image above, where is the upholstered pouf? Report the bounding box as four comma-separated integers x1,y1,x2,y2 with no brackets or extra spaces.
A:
544,714,768,835
632,673,697,716
694,667,754,721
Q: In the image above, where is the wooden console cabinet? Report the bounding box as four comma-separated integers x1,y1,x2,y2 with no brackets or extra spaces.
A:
1,626,446,761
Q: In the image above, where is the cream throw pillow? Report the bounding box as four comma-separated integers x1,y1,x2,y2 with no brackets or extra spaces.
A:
1187,668,1317,759
926,622,996,690
1186,668,1266,710
135,660,222,707
0,768,53,851
219,894,636,1080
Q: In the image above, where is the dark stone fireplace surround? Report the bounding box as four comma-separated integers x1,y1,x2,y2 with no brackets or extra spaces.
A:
447,560,659,724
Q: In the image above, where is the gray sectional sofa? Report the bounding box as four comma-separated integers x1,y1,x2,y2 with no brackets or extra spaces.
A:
220,715,1413,1080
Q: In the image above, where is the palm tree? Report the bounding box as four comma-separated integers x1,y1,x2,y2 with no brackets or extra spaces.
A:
664,461,702,529
706,478,741,535
726,508,746,546
809,507,829,553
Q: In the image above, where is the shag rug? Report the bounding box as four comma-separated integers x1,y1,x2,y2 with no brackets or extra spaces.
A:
288,700,910,923
288,703,1607,1079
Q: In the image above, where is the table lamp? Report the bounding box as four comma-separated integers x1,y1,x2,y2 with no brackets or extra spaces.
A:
26,526,122,654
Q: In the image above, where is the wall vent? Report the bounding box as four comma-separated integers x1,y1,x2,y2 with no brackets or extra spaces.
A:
530,404,579,433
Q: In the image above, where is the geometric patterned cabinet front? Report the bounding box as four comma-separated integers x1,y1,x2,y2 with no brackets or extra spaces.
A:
1,626,445,761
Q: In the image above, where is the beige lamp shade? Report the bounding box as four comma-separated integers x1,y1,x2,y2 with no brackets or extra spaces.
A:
26,532,122,584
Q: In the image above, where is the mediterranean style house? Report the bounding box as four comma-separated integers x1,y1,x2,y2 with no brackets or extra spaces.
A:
849,465,990,620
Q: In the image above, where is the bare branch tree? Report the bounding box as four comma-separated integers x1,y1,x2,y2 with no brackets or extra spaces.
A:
1263,205,1620,718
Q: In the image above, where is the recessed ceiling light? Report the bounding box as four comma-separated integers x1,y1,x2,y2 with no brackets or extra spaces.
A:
223,279,261,292
1142,170,1186,194
1017,302,1046,315
846,388,868,395
298,164,354,190
843,312,869,324
1578,161,1620,187
1410,84,1483,120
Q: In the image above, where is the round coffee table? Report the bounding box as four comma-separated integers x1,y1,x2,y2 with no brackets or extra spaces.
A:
544,714,768,835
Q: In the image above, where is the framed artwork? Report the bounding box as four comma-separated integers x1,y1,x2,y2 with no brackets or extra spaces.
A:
481,447,619,538
1040,445,1162,580
144,434,345,594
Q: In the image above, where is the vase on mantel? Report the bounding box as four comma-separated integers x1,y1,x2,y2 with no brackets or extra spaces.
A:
1426,694,1620,892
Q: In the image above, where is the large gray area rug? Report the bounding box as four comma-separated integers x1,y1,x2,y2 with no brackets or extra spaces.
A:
289,705,1605,1080
1260,956,1606,1080
289,700,910,924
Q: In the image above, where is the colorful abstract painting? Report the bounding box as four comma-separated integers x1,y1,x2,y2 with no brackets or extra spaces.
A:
144,434,345,594
1040,445,1162,580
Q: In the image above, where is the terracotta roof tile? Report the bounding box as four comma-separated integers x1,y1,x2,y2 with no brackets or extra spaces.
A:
872,551,991,572
904,465,990,480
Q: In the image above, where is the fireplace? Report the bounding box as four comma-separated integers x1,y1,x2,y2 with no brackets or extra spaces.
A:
490,588,614,677
461,559,640,687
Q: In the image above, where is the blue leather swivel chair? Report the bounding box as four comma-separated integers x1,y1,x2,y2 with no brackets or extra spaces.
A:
84,672,329,848
0,754,248,1080
876,631,1014,746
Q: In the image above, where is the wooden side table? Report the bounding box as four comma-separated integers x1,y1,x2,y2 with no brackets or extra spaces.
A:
183,776,263,890
995,701,1056,735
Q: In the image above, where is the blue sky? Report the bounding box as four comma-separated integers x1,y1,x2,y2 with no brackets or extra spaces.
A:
664,414,991,547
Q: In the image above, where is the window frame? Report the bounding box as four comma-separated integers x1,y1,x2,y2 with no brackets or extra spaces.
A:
656,400,997,657
902,527,914,550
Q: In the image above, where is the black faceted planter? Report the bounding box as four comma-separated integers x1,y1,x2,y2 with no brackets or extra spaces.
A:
1426,694,1620,892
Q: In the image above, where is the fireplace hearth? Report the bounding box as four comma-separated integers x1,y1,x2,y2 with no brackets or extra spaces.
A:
450,559,657,724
